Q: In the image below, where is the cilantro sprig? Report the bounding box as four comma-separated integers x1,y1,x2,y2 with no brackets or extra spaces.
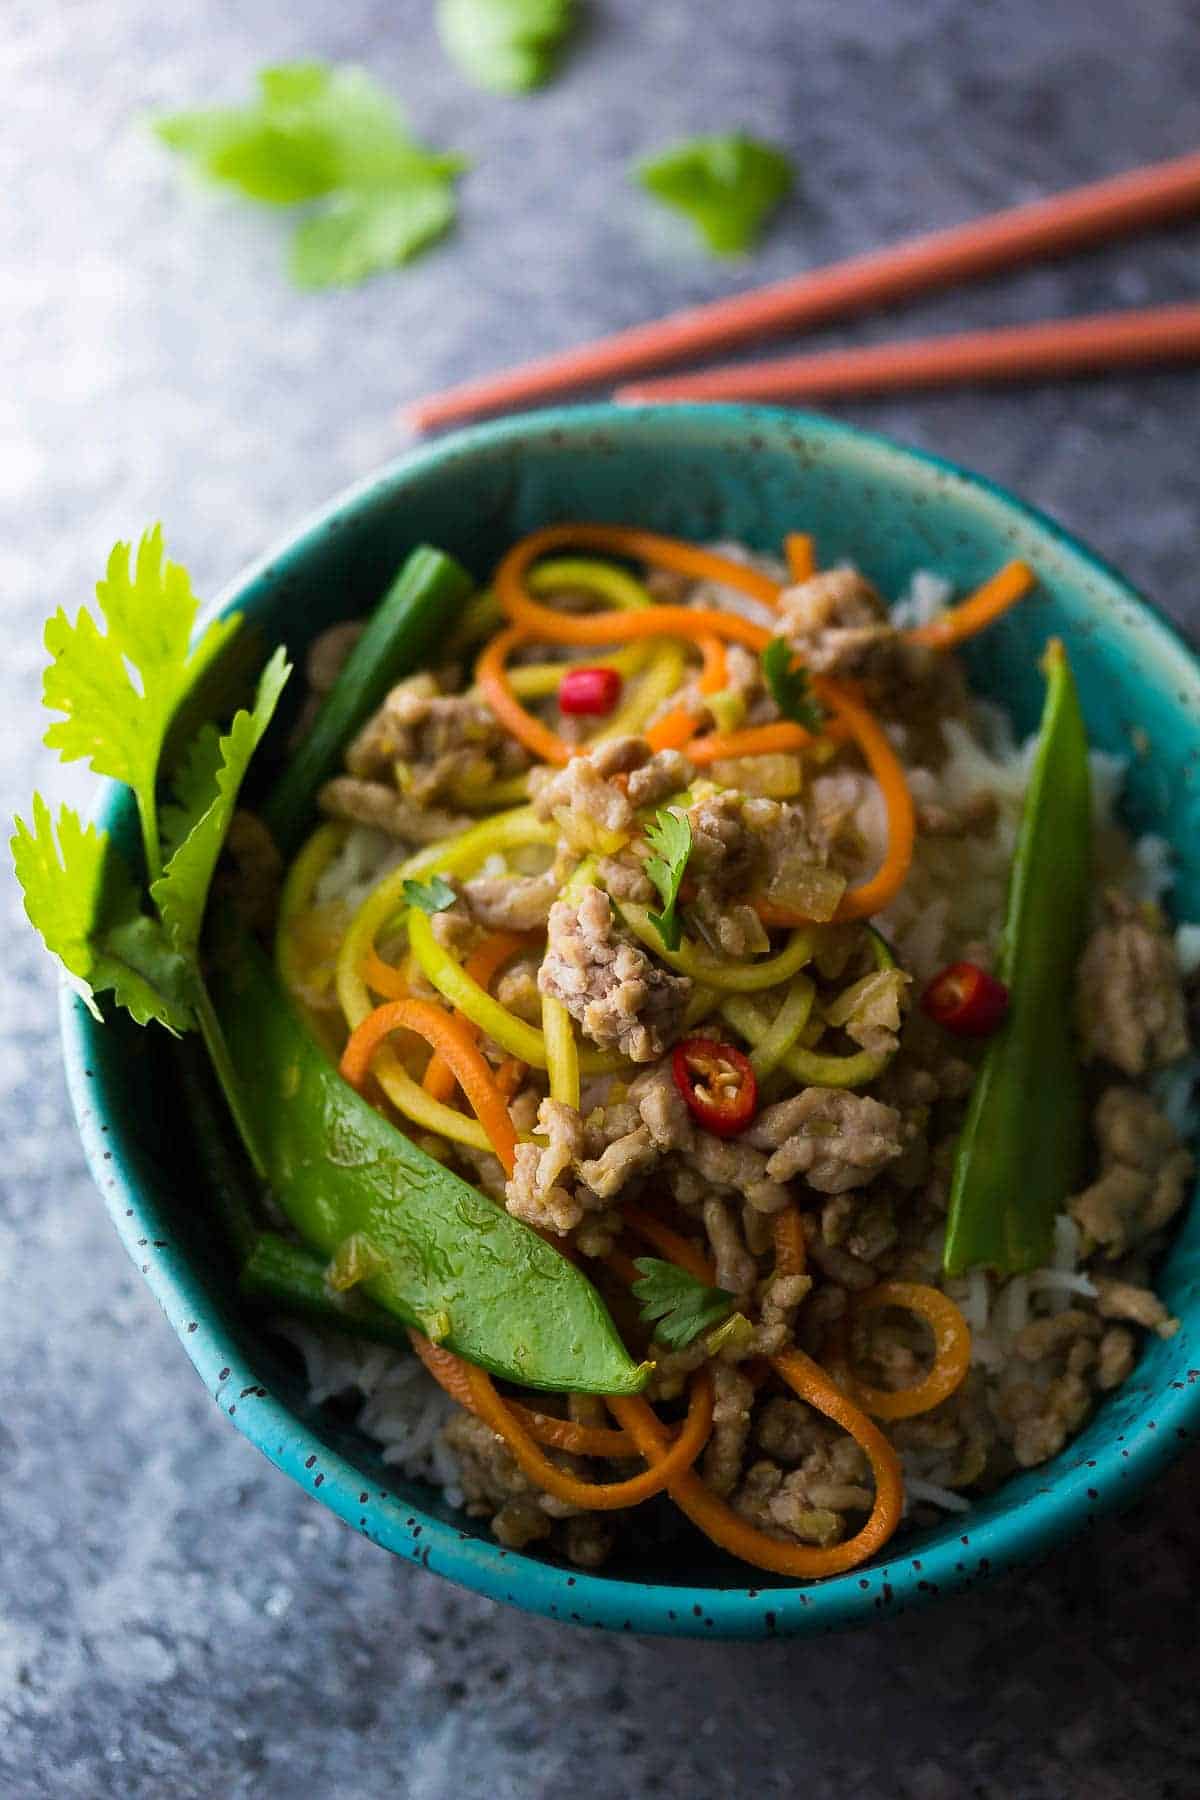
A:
631,1258,734,1351
155,63,467,289
761,638,825,731
635,132,793,256
402,875,458,915
642,806,692,953
12,528,291,1172
436,0,577,94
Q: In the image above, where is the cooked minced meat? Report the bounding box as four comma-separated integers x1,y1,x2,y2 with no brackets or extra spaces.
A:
346,673,528,805
1077,892,1190,1076
306,620,365,693
504,1098,592,1235
463,870,560,932
1068,1085,1193,1259
539,884,691,1062
777,569,893,679
746,1088,907,1193
531,736,694,852
317,776,470,844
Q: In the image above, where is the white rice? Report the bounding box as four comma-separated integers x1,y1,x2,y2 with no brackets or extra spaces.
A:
890,569,954,632
274,1319,464,1505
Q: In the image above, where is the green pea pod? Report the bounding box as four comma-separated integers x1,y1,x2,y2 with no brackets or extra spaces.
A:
942,640,1091,1277
261,545,475,856
210,935,648,1395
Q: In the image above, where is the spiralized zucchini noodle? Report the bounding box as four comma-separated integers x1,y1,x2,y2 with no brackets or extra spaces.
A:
276,525,1036,1579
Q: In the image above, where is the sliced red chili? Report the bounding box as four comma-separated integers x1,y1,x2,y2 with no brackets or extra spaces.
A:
558,666,622,716
921,961,1010,1038
672,1038,758,1137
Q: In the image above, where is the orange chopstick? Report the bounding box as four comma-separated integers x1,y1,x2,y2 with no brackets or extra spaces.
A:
405,149,1200,431
614,303,1200,405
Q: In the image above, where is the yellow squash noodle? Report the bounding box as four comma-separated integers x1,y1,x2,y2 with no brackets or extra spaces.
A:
618,903,814,993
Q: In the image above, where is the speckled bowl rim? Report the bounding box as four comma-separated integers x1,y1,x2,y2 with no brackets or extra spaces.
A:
60,402,1200,1640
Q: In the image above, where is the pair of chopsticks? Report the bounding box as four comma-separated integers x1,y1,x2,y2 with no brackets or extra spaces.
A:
406,150,1200,431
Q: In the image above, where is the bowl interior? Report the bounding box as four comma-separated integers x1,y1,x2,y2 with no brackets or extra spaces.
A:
63,404,1200,1638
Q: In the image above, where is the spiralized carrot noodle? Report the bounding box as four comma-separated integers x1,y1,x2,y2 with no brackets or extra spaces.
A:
476,623,574,767
409,1332,638,1458
772,1206,808,1280
848,1281,972,1421
907,559,1035,650
785,532,816,583
422,931,535,1103
622,1205,714,1284
362,945,410,1001
462,1357,715,1510
340,998,518,1176
689,720,822,764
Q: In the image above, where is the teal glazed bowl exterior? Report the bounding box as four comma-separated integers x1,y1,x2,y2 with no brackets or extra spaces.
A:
61,405,1200,1639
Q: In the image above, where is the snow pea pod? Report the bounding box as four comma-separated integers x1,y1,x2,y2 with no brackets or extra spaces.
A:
211,935,648,1394
262,545,475,856
942,641,1091,1277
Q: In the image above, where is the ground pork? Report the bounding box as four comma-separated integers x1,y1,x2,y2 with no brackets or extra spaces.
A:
1077,892,1190,1076
776,570,894,674
597,849,656,905
688,1131,793,1216
317,777,470,844
345,674,527,806
504,1099,594,1235
1068,1086,1193,1258
494,959,543,1023
702,1195,758,1299
463,871,559,932
1091,1275,1179,1338
539,884,691,1062
746,1087,906,1192
701,1365,756,1498
993,1372,1094,1469
530,736,693,852
736,1410,873,1546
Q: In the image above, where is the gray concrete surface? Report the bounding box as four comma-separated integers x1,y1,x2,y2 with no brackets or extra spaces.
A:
4,2,1200,1795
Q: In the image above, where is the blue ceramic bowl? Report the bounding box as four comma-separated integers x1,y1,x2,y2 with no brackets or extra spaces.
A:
61,405,1200,1639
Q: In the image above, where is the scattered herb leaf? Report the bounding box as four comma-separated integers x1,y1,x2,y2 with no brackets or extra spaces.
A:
154,63,467,288
436,0,577,94
642,807,692,952
761,638,825,731
631,1257,734,1350
635,132,793,255
403,875,458,915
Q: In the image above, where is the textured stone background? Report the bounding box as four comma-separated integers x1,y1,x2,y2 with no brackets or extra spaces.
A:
4,2,1200,1796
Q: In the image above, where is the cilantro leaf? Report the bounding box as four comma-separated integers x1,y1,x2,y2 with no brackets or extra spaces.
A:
631,1257,733,1351
636,132,793,256
642,807,692,953
290,187,457,289
761,638,825,731
11,797,196,1032
152,647,292,955
436,0,577,94
402,875,458,915
42,527,239,882
154,63,466,288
